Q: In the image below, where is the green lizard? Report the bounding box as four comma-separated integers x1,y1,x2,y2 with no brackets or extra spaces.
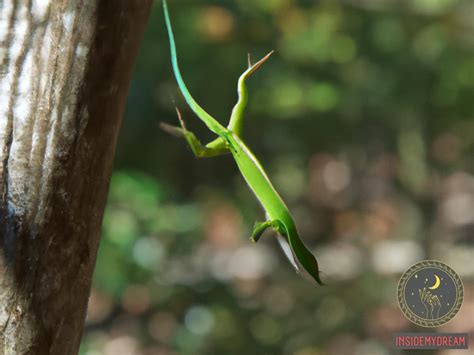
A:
160,0,323,285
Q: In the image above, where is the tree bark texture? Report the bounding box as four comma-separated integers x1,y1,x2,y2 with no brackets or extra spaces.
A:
0,0,152,353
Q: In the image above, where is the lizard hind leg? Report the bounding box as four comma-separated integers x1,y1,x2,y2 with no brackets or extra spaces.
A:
250,219,285,243
250,220,273,243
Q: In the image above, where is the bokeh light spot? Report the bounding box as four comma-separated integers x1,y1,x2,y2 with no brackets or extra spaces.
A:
184,305,215,335
307,83,340,112
250,314,282,344
133,237,164,270
198,6,235,42
331,35,357,63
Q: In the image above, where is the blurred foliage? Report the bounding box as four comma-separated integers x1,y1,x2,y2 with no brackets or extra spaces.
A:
80,0,473,354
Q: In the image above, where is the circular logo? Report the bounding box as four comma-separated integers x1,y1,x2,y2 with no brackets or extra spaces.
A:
397,260,463,327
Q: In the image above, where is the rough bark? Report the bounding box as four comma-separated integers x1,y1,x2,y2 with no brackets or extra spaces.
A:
0,0,152,353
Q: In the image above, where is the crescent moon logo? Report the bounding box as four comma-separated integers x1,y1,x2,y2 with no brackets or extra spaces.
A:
429,274,441,290
398,260,463,327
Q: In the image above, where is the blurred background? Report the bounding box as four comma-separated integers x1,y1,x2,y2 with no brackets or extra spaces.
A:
80,0,473,354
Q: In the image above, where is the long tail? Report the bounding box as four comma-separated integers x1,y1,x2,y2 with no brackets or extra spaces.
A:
162,0,226,135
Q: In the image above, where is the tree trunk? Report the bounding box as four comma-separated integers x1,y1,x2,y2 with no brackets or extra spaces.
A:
0,1,152,353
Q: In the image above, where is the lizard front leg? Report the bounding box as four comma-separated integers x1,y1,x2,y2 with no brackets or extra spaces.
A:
160,108,228,158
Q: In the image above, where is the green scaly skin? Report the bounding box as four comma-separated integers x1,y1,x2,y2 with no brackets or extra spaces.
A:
161,0,323,285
